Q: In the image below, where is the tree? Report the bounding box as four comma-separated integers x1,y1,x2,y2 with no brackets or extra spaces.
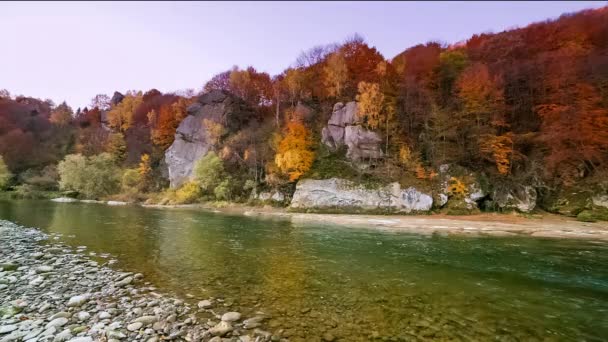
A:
203,119,226,147
57,153,120,199
50,101,73,126
105,132,127,163
0,155,11,189
137,153,152,190
274,122,315,181
193,151,225,193
356,82,384,130
107,92,143,132
479,133,514,175
323,52,348,98
90,94,111,111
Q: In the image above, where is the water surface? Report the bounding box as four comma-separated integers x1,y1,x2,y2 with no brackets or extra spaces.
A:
1,200,607,341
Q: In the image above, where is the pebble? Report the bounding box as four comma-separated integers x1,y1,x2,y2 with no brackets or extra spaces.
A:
197,300,213,309
222,312,242,322
127,322,143,331
0,325,18,334
46,317,69,329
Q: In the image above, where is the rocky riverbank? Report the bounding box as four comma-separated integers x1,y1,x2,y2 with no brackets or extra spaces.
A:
0,220,276,342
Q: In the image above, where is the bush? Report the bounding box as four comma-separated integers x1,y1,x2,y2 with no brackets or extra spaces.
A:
193,151,224,193
576,210,597,222
0,156,12,189
20,165,59,191
121,169,141,191
214,178,232,201
58,153,120,199
175,181,202,204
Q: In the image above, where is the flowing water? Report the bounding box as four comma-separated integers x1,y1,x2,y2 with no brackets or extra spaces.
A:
1,200,607,341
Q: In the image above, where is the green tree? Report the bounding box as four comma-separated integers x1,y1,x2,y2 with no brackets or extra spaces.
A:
58,153,120,199
0,156,12,189
193,151,225,193
105,133,127,163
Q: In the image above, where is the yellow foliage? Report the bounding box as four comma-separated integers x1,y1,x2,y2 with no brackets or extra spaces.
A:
447,177,468,198
479,133,513,175
174,181,202,204
323,52,348,97
274,122,315,181
415,164,427,179
356,82,384,130
202,119,226,146
107,93,143,132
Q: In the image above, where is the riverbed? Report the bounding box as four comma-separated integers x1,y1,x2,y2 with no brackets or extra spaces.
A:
1,199,608,341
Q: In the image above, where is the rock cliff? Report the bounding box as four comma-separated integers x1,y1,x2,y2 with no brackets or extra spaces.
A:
164,90,254,188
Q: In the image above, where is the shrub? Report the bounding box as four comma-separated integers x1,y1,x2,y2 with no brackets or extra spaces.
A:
447,177,468,198
175,181,202,204
214,178,232,201
121,169,141,191
58,153,120,199
193,151,224,193
0,156,12,189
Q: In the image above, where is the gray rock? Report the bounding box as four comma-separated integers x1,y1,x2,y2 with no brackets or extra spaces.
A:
76,311,90,322
22,328,43,340
98,312,111,320
53,329,72,342
46,317,69,329
0,325,18,334
36,265,54,273
197,300,212,309
49,312,71,321
115,276,132,287
68,338,93,342
592,194,608,208
209,321,233,336
133,316,158,325
493,185,537,213
221,312,241,322
165,90,255,188
67,295,88,307
290,178,432,213
344,125,384,162
127,322,143,331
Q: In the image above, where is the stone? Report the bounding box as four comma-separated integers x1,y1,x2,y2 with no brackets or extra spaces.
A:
127,322,143,331
221,312,241,322
0,325,18,334
165,90,255,188
115,276,133,287
111,91,125,106
67,295,88,307
133,316,158,325
76,311,90,322
344,125,384,162
197,300,212,309
49,312,71,320
322,332,336,342
53,329,72,341
107,201,128,206
23,328,43,340
209,321,233,336
492,185,537,213
98,312,111,320
36,265,54,273
290,178,432,213
46,317,69,329
68,338,93,342
322,102,358,149
592,194,608,208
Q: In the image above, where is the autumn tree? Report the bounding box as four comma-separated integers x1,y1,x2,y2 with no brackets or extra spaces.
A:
90,94,111,111
137,153,152,190
274,122,315,181
356,82,384,130
105,132,127,163
50,101,73,126
479,133,514,175
107,92,143,132
323,52,348,98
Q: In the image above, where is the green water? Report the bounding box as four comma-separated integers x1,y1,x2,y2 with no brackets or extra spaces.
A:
1,200,607,341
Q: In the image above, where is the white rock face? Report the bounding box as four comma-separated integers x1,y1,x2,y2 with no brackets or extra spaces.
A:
290,178,432,213
493,185,537,213
592,195,608,208
164,90,253,188
321,102,383,162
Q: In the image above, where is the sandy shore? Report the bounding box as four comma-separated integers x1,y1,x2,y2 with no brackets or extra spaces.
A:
139,203,608,241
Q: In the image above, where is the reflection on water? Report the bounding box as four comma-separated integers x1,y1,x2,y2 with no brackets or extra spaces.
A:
1,200,608,341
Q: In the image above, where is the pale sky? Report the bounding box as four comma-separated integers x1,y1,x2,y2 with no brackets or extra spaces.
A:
1,1,606,109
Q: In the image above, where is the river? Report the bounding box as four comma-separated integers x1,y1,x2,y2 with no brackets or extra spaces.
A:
1,199,607,341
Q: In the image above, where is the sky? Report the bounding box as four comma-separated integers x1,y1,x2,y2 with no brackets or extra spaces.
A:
1,1,606,109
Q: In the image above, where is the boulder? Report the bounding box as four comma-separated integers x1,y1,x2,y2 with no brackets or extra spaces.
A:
344,125,384,161
492,185,537,213
164,90,254,188
290,178,432,213
321,102,357,149
110,91,125,106
592,194,608,209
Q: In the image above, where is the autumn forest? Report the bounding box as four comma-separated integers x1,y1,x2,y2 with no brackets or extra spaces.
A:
1,6,607,219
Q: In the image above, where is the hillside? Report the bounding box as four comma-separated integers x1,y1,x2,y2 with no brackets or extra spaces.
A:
1,7,607,220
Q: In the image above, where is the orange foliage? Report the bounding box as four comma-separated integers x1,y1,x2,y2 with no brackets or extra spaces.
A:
274,122,315,181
